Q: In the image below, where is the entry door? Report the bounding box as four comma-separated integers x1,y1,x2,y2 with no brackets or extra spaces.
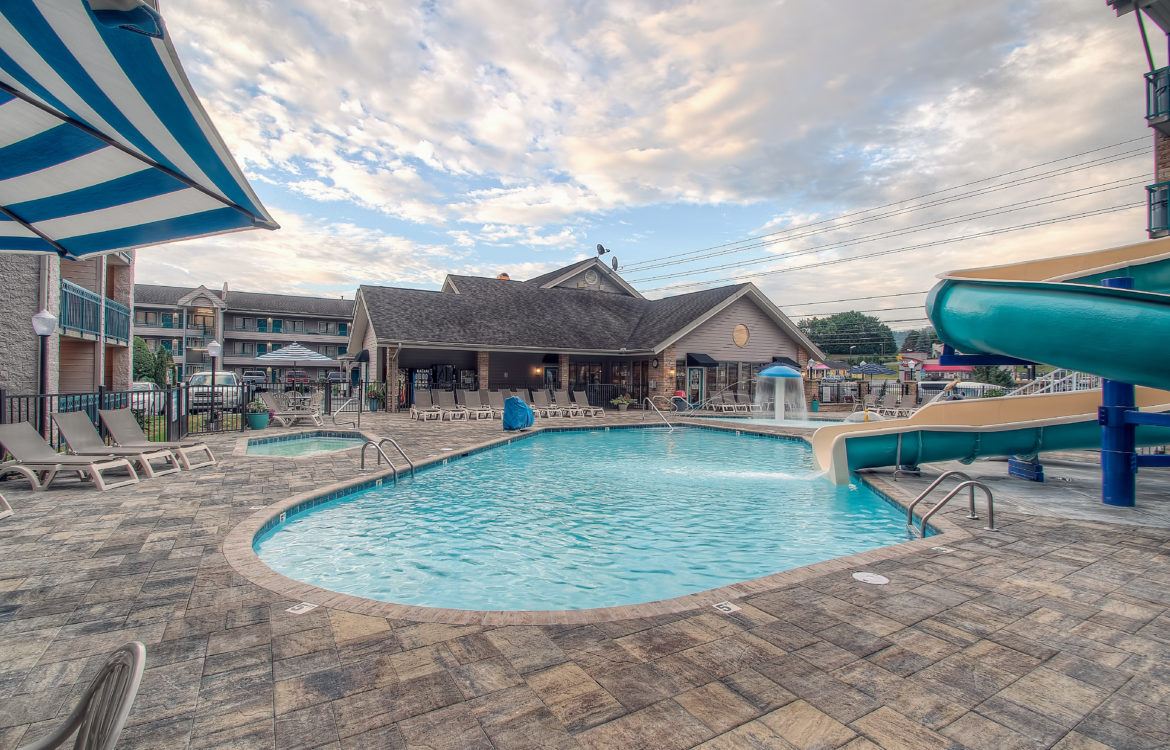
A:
687,367,705,404
544,366,559,389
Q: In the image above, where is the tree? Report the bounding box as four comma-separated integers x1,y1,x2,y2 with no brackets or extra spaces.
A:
900,329,920,353
798,311,897,356
972,365,1014,388
132,336,174,385
901,326,938,353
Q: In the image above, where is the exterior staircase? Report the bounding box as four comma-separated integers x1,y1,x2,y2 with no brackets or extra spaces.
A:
1008,368,1101,397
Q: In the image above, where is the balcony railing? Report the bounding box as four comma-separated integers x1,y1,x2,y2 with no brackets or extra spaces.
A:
59,279,102,337
104,298,130,342
1147,67,1170,131
1148,181,1170,238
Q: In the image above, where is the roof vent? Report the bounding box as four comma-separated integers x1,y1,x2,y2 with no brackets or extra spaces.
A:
496,272,511,281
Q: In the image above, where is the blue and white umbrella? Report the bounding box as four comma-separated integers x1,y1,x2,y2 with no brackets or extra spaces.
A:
256,343,334,367
0,1,277,258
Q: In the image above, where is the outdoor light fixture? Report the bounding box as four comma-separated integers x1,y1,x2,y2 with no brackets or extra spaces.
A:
207,339,222,428
31,309,56,438
207,340,222,359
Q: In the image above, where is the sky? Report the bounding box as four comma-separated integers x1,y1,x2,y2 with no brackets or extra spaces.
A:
137,0,1158,330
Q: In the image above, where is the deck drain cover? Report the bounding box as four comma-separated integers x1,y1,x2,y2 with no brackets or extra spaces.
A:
852,572,889,585
931,546,955,553
286,602,319,614
712,601,741,614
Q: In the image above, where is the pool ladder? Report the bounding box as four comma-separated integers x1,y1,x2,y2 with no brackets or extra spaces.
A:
641,397,674,432
905,470,997,537
360,437,416,482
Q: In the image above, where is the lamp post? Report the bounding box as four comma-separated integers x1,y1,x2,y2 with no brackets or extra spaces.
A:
31,309,57,438
207,339,222,429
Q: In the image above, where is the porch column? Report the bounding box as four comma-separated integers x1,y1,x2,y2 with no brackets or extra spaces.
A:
477,351,490,389
648,344,676,400
388,348,399,412
558,353,569,391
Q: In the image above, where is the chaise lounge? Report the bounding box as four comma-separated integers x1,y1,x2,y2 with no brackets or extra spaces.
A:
98,408,217,470
259,391,324,428
0,421,139,491
52,411,181,479
571,390,604,417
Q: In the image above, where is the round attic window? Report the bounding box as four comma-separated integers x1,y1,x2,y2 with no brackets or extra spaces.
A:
732,324,750,347
583,269,599,285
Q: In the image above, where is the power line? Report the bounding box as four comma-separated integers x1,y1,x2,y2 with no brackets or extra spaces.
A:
630,177,1146,283
645,201,1141,293
622,137,1148,272
780,290,931,309
791,305,925,318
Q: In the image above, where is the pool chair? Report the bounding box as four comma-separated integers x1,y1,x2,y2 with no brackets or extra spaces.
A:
485,390,507,418
433,390,469,420
18,641,145,750
551,390,581,417
571,390,604,418
478,389,502,418
410,391,441,421
0,422,139,492
98,408,217,471
530,390,562,417
736,394,761,412
457,389,494,420
52,412,181,479
260,391,324,428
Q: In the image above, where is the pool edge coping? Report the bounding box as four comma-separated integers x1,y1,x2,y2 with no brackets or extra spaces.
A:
222,422,970,625
232,427,379,459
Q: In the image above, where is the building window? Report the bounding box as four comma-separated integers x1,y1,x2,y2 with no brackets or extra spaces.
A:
135,310,157,326
338,322,348,336
337,344,347,355
292,320,304,333
160,312,174,328
272,319,283,333
257,319,268,333
318,321,327,334
256,343,268,356
732,324,750,348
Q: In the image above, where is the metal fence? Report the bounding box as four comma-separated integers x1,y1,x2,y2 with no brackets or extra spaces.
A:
0,382,256,449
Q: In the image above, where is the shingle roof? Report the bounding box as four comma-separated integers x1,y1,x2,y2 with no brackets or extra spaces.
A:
524,258,596,287
359,276,746,352
134,284,353,317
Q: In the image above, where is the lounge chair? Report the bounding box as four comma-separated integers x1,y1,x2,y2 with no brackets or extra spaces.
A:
410,391,441,421
571,391,604,417
18,641,145,750
457,389,494,420
260,391,323,428
485,390,507,418
552,390,582,417
0,422,139,492
531,390,562,417
737,394,762,412
432,390,469,420
98,408,217,470
477,389,501,418
52,412,181,479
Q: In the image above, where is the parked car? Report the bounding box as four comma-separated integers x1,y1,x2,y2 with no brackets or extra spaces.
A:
129,381,166,415
326,371,344,383
241,369,268,388
187,371,243,412
283,370,311,385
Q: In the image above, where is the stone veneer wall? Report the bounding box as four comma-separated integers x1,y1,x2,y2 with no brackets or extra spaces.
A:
0,255,60,394
1157,130,1170,184
647,344,677,401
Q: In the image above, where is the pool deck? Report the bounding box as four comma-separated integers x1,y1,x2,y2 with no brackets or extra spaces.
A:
1,412,1168,749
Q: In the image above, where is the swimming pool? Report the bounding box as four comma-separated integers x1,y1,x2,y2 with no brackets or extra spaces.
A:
254,427,915,611
702,416,845,428
246,431,366,457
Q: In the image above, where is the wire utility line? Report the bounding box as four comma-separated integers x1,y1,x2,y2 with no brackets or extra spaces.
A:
622,137,1148,272
780,290,931,309
630,178,1145,283
644,201,1141,293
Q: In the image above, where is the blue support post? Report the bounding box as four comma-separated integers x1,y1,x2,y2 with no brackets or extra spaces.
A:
1099,277,1137,507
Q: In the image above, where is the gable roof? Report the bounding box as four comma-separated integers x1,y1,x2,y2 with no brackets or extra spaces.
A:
134,284,354,317
358,274,824,358
523,257,643,299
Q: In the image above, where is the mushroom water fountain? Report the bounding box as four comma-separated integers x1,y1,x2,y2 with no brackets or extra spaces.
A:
756,365,808,423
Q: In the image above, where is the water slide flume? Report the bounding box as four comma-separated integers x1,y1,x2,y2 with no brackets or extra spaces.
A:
812,237,1170,485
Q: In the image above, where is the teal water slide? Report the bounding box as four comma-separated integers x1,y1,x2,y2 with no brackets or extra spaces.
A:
812,238,1170,484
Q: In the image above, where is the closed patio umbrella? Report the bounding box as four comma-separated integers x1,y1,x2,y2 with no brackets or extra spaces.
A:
0,1,276,258
256,343,333,369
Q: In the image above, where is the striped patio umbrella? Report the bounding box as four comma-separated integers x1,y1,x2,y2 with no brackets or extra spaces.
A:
0,1,277,258
256,343,334,367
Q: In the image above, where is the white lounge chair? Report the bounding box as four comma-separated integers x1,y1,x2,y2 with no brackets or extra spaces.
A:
0,422,139,492
531,390,562,417
52,411,181,479
571,390,604,417
457,389,494,420
552,390,582,417
98,408,217,470
260,391,323,428
410,391,441,421
433,390,469,420
485,390,507,418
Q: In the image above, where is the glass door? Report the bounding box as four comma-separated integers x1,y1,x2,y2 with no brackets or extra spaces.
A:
543,366,559,390
687,367,705,405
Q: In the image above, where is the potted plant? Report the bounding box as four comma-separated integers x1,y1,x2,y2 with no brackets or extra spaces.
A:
610,394,634,412
245,398,270,430
366,383,386,412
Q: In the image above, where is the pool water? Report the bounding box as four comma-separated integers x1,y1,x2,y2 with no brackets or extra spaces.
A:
255,427,914,611
708,417,845,428
247,435,365,457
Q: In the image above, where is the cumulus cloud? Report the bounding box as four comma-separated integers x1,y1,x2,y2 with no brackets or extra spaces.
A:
138,0,1154,309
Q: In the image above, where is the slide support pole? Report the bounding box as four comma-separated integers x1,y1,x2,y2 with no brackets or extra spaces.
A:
1099,276,1137,507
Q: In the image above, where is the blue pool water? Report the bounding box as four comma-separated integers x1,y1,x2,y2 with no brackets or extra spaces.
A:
247,435,365,457
255,427,913,611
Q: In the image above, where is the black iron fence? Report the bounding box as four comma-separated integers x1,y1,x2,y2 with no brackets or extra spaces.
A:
0,382,256,449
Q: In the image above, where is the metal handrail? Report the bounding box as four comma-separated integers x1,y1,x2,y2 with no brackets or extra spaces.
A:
642,397,674,432
332,397,356,425
905,470,972,527
377,437,415,477
917,480,996,536
360,441,396,481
